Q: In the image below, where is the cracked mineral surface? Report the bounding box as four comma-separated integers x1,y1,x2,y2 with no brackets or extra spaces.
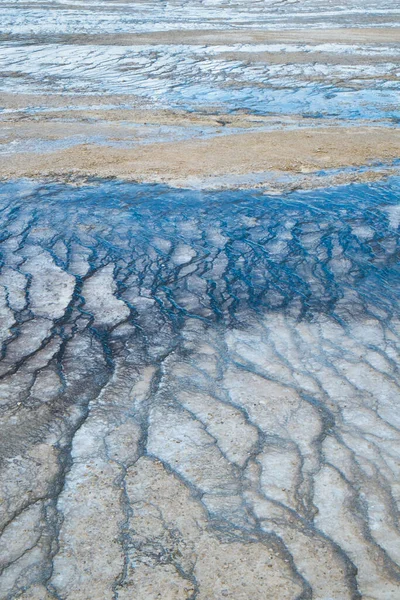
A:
1,0,400,599
0,179,400,599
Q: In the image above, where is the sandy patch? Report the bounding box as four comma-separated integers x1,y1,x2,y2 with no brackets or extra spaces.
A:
3,27,400,46
0,126,398,186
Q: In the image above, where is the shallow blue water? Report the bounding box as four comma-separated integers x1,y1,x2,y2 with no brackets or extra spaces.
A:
1,178,399,329
175,84,400,121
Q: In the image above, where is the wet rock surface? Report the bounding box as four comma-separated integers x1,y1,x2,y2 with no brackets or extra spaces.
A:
1,0,400,598
0,178,400,598
1,0,400,189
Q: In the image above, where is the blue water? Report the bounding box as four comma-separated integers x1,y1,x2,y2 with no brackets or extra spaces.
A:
1,177,399,327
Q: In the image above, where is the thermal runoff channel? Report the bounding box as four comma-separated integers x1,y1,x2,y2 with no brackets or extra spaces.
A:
0,179,400,598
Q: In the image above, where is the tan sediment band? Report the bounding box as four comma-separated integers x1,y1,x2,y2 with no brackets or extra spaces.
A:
3,27,400,46
0,102,304,128
216,51,400,65
0,92,146,111
1,127,399,185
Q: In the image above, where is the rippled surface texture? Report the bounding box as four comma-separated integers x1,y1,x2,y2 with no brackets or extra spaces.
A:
1,0,400,599
1,0,400,186
0,178,400,599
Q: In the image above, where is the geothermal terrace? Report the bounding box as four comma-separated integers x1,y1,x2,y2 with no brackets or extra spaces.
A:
0,1,400,599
